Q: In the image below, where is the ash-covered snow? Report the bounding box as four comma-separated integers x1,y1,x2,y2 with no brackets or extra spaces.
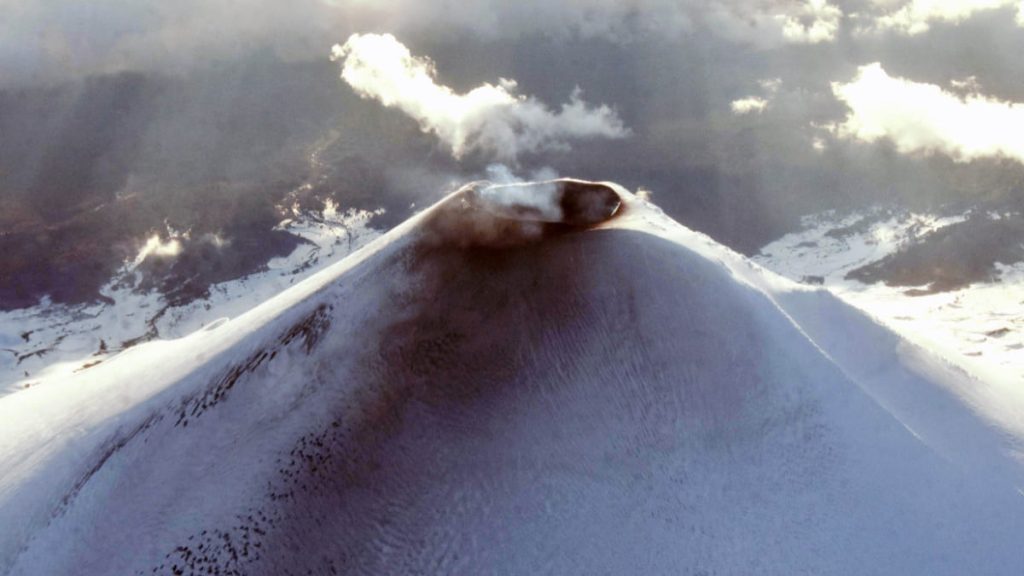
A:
2,185,1024,575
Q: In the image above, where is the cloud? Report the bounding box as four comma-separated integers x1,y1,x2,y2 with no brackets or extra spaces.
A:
0,0,341,85
830,62,1024,163
866,0,1024,35
731,78,781,115
776,0,843,43
705,0,843,47
0,0,857,86
337,0,695,42
731,97,770,115
348,1,845,46
331,33,629,163
949,75,982,94
759,78,783,93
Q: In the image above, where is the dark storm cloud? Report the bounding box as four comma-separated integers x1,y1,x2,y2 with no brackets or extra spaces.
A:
0,0,860,87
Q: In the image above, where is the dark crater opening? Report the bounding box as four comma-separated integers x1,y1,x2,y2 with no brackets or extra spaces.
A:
555,180,622,226
475,179,621,226
424,179,623,248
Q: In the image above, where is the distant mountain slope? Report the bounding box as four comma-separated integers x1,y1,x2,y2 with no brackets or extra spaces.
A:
0,203,382,396
755,207,1024,388
2,183,1023,575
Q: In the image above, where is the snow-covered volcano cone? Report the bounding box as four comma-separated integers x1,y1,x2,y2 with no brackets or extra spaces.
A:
2,181,1024,575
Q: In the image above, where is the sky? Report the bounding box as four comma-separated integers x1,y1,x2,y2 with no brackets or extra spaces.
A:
5,1,1023,172
2,0,1024,306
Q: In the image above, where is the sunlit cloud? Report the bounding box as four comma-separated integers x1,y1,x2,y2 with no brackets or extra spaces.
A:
331,33,629,163
865,0,1024,35
731,78,781,115
706,0,844,47
830,63,1024,163
731,97,769,115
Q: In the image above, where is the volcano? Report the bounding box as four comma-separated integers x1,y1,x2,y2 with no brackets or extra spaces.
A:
1,181,1023,575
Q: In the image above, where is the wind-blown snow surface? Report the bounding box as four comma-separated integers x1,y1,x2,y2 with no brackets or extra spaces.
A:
755,209,1024,389
2,184,1024,575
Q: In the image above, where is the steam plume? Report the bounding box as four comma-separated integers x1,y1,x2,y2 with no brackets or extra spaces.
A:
330,33,629,163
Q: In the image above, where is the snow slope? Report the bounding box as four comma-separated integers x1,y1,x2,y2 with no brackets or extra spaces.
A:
1,183,1023,575
755,209,1024,391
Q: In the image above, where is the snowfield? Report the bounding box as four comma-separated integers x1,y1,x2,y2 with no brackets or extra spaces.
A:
755,209,1024,393
1,183,1023,575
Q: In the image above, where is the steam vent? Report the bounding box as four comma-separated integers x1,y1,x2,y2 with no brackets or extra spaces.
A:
472,179,622,226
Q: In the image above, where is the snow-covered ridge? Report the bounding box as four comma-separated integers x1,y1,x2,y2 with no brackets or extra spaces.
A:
2,184,1023,575
0,204,382,397
756,207,969,283
755,207,1024,388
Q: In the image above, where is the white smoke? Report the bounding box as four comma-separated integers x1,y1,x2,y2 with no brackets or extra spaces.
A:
484,164,559,186
330,33,630,163
482,164,563,222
